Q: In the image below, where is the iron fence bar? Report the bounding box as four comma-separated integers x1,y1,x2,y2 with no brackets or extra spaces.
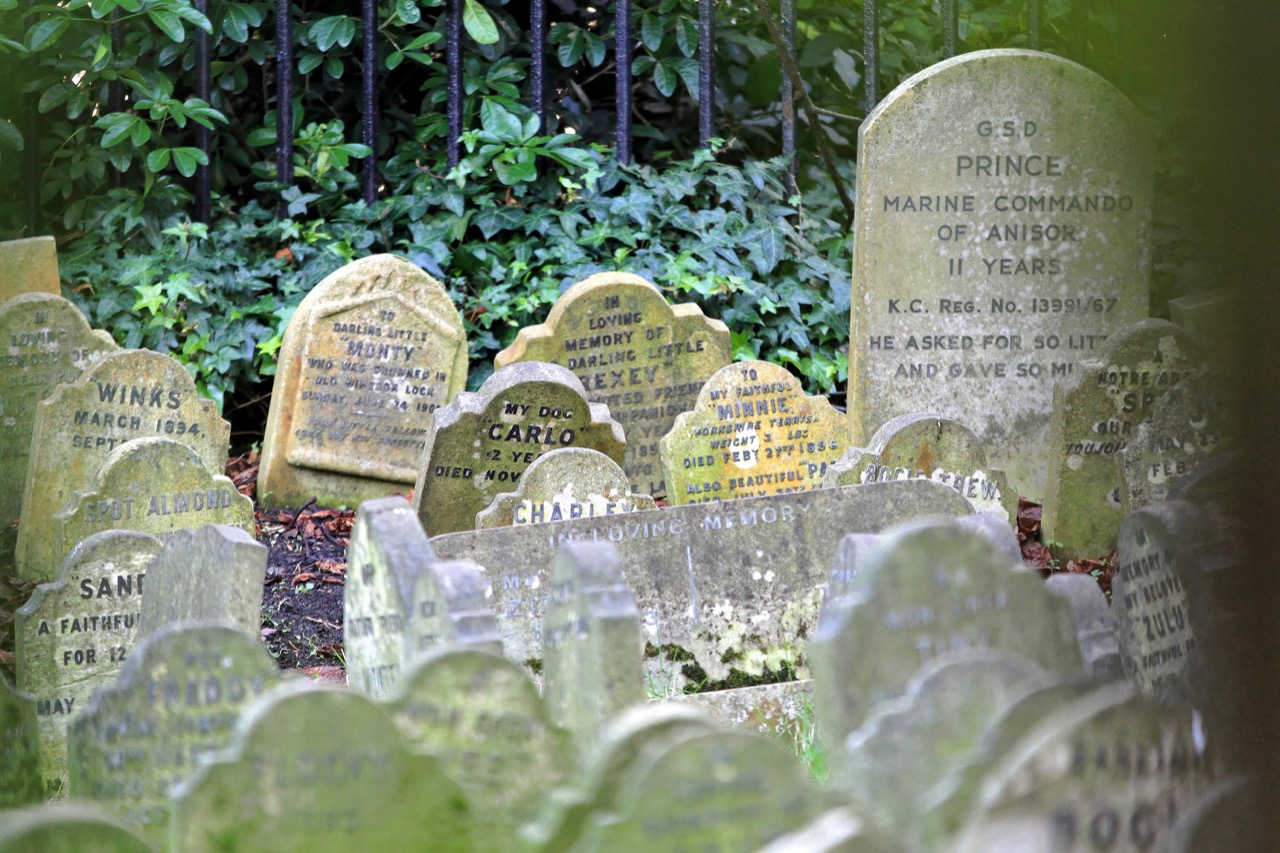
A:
863,0,879,113
109,14,124,188
697,0,714,146
942,0,958,57
194,0,211,223
23,0,39,233
1028,0,1041,50
447,0,462,168
1071,0,1088,60
530,0,546,129
361,0,377,203
615,0,632,164
275,0,294,213
780,0,797,194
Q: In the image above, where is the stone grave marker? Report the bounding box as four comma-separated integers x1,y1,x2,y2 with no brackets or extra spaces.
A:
137,525,267,639
68,622,285,842
1046,572,1123,681
15,348,229,582
823,413,1017,523
47,437,253,577
0,236,61,298
0,293,117,571
406,557,502,657
1159,776,1265,853
809,517,1083,755
0,802,155,853
430,479,973,691
660,360,846,506
413,361,626,537
542,541,643,750
755,808,903,853
1042,318,1206,558
848,49,1153,500
660,680,813,740
0,678,43,809
1168,289,1234,348
385,648,572,845
15,530,163,795
170,682,474,852
494,271,731,497
476,447,657,529
258,254,468,509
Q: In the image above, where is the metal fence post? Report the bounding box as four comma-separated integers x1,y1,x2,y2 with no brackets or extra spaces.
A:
361,0,378,203
195,0,212,223
780,0,797,195
275,0,294,214
447,0,463,169
616,0,633,164
530,0,547,130
863,0,879,113
697,0,715,147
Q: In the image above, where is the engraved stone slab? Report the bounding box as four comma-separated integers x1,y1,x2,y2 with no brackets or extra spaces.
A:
0,678,43,809
16,530,162,794
0,293,117,571
755,808,903,853
848,49,1153,500
0,236,61,299
0,802,155,853
413,362,626,537
49,438,253,577
68,623,285,843
138,525,267,639
406,558,502,657
824,413,1016,523
170,682,474,852
1043,319,1207,558
1119,373,1226,513
430,480,974,690
258,254,468,508
476,447,656,528
661,360,846,506
1046,572,1123,681
16,349,229,581
495,271,730,497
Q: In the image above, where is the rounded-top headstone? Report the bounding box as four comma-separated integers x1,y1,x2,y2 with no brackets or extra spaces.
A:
0,802,155,852
476,447,656,528
137,524,268,639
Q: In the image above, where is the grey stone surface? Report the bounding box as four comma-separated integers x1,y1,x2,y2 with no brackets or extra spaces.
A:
754,808,903,853
0,236,61,299
0,678,43,808
0,802,155,852
848,49,1153,500
138,525,266,639
1046,572,1124,681
429,479,973,690
406,558,503,657
68,622,285,843
659,680,813,740
477,447,656,529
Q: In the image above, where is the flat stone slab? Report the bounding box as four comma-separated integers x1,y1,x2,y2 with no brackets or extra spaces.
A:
0,678,43,808
0,236,61,299
847,49,1153,500
476,447,656,528
494,271,730,497
0,802,155,852
138,525,267,639
258,254,468,509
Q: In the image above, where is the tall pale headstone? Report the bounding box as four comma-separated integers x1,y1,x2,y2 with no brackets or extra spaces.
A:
258,254,468,509
138,525,268,639
0,236,61,298
406,558,502,656
848,49,1152,499
476,447,657,528
495,271,730,496
1046,572,1123,681
0,678,43,808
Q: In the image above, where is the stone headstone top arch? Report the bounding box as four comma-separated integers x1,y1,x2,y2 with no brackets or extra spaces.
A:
0,801,156,853
0,236,61,299
137,525,268,639
476,447,656,528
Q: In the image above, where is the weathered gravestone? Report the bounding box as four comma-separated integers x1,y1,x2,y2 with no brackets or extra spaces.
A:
848,49,1152,500
407,556,502,657
48,437,253,577
1168,290,1235,351
68,622,285,842
430,479,973,691
1042,319,1206,558
494,271,731,497
137,525,266,639
660,360,846,506
15,349,229,582
386,648,572,847
1046,572,1124,681
170,682,474,852
823,413,1016,523
15,530,162,795
258,254,468,509
476,447,657,528
660,680,813,741
0,293,117,571
0,802,155,853
755,808,903,853
543,542,644,753
413,362,626,537
809,518,1083,755
0,236,61,299
0,678,43,809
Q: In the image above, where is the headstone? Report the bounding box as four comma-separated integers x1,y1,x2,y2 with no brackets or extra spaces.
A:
1168,289,1234,345
847,49,1152,499
1159,776,1266,853
406,557,502,657
0,678,43,809
475,447,657,529
809,518,1083,754
823,413,1017,523
137,525,267,639
0,293,117,571
494,271,731,496
258,254,468,509
0,802,155,853
15,530,163,794
170,682,474,852
430,479,973,690
1046,572,1124,681
68,622,286,842
660,360,846,506
754,808,903,853
661,680,813,739
47,437,253,577
1042,319,1207,558
542,542,643,750
15,348,229,581
413,362,626,537
0,236,61,298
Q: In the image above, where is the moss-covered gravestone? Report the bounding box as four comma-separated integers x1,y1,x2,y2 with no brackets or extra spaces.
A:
15,349,229,582
0,678,43,808
258,254,468,509
0,802,155,853
68,623,285,843
476,447,656,528
48,437,253,576
847,50,1153,500
406,557,502,657
0,236,61,299
494,272,730,497
15,530,163,795
0,293,117,573
823,413,1016,523
1045,572,1123,682
413,362,626,536
1042,319,1206,558
660,360,846,506
137,525,268,639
